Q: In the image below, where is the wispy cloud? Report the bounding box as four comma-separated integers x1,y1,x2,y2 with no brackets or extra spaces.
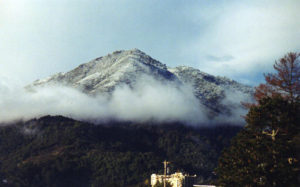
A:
206,55,234,62
186,0,300,84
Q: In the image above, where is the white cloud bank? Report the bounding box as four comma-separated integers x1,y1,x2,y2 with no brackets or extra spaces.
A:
0,77,207,125
0,76,250,126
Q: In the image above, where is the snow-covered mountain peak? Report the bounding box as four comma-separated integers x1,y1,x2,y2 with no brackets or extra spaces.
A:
32,49,173,94
92,49,168,70
29,49,254,121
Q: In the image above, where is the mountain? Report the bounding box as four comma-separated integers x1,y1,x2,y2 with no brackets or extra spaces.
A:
1,49,253,186
29,49,254,121
31,49,175,94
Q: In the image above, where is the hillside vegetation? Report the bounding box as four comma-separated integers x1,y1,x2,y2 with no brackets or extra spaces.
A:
0,116,241,187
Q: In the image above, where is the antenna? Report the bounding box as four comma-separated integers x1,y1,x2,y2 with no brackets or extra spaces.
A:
162,160,170,187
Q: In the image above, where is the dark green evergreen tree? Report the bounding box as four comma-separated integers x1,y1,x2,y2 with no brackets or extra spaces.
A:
216,96,299,186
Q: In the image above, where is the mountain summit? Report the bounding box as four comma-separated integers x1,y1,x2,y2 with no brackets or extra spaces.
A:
32,49,176,94
30,49,254,122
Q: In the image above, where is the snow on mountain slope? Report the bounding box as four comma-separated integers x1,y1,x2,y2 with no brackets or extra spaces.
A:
32,49,176,94
29,49,254,122
168,66,253,115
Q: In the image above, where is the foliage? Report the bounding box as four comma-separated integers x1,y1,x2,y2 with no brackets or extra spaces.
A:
255,52,299,102
217,97,299,186
216,52,300,186
0,116,241,187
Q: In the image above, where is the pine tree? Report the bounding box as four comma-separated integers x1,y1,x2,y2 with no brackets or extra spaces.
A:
217,96,299,186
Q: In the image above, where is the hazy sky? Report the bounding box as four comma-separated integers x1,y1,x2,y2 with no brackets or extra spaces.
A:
1,0,299,85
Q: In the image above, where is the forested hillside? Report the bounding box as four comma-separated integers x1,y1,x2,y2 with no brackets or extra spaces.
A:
0,116,241,187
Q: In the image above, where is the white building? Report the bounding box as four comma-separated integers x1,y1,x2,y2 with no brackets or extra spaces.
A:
151,172,196,187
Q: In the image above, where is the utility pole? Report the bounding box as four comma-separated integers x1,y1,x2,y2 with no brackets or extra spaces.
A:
162,160,170,187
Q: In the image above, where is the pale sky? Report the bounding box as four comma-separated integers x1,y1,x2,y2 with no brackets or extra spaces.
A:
1,0,299,86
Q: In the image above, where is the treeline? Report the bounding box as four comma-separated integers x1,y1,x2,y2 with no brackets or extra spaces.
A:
0,116,241,187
